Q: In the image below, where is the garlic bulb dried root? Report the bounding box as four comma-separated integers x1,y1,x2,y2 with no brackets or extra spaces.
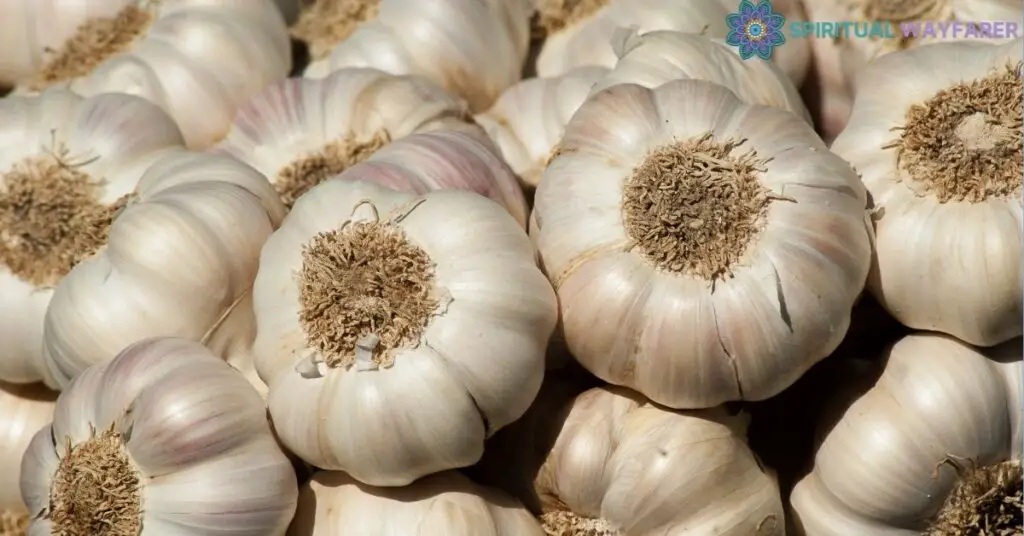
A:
831,39,1022,346
532,79,872,409
20,337,298,535
2,0,291,149
295,0,532,112
253,179,557,486
0,89,186,386
803,0,1022,141
289,470,545,535
38,151,286,390
213,68,488,208
533,0,729,77
0,382,56,531
532,387,784,535
790,333,1022,535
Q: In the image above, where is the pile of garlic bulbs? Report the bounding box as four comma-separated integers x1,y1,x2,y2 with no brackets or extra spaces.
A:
0,1,1020,534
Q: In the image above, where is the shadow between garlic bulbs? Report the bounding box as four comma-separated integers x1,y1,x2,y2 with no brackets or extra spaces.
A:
19,337,298,535
289,470,545,535
0,89,186,387
531,80,873,409
252,179,558,486
298,0,532,112
532,386,784,535
830,39,1022,347
41,151,287,389
789,333,1023,535
2,0,291,149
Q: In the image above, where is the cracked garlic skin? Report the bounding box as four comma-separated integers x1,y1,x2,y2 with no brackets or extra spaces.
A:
532,80,872,409
831,39,1022,346
296,0,532,112
290,470,545,535
803,0,1022,142
19,337,298,535
1,0,290,149
0,382,56,530
37,151,286,390
0,89,186,386
212,67,527,224
252,179,557,486
790,333,1022,535
533,386,784,535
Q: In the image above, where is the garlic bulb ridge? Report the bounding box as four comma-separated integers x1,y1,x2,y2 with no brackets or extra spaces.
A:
532,80,872,408
831,39,1022,346
253,179,557,486
20,337,298,535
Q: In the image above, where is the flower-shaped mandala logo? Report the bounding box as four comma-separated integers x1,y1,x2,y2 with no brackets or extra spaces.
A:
725,0,786,60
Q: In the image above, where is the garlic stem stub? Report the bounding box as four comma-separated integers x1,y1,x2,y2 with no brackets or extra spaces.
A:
790,333,1022,535
289,470,546,535
532,80,872,409
252,179,557,486
296,0,532,112
1,0,291,149
0,382,56,530
831,38,1022,346
19,337,298,535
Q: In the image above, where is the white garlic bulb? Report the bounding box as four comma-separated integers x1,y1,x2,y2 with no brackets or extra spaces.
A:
0,383,56,533
790,333,1022,535
1,0,291,149
0,89,186,386
533,0,730,77
713,0,812,86
213,67,500,209
474,66,610,188
253,179,558,486
20,337,298,535
804,0,1023,141
290,470,545,535
830,39,1022,346
534,386,784,535
532,80,872,409
296,0,533,112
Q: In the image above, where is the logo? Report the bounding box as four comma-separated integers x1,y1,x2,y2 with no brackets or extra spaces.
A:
725,0,786,60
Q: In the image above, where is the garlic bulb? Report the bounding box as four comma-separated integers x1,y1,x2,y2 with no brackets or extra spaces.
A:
474,66,610,188
714,0,812,86
290,470,545,535
296,0,532,112
804,0,1023,141
830,39,1022,346
533,0,729,77
1,0,291,149
38,151,285,390
532,80,872,409
0,89,186,386
534,386,784,535
790,333,1022,535
253,179,557,486
20,337,298,535
212,68,521,214
0,383,56,533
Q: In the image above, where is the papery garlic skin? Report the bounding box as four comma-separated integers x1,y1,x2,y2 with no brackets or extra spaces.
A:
0,383,56,521
253,180,557,486
714,0,811,86
831,39,1022,346
0,89,186,386
475,66,610,188
290,470,545,535
300,0,532,112
790,333,1022,535
41,151,287,389
534,0,729,77
534,386,784,535
3,0,291,149
20,337,298,535
532,80,872,409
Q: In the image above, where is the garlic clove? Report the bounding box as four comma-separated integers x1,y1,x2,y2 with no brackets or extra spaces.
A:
791,472,916,536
